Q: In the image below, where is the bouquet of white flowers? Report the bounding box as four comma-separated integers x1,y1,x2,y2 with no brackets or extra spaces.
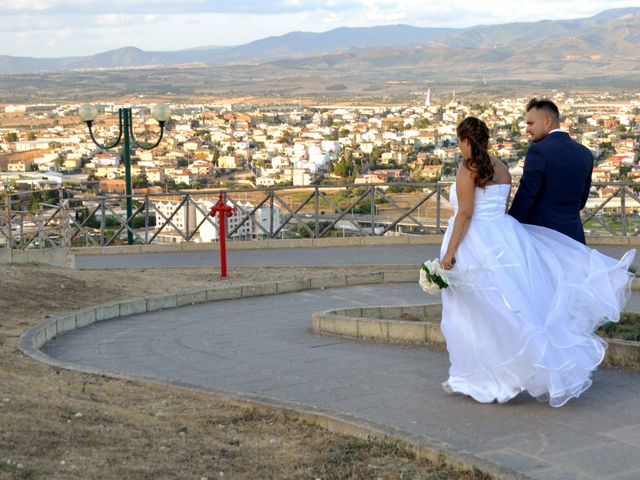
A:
418,258,454,294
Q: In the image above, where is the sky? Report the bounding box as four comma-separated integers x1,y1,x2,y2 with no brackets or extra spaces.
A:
0,0,638,58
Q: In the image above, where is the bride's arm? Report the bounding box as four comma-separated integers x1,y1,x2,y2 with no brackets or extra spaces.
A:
442,165,475,270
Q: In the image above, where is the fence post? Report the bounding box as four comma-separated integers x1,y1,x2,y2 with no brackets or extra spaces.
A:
37,203,45,249
59,189,71,251
185,193,190,240
621,181,627,236
436,183,441,234
369,186,375,236
100,198,106,246
144,195,149,244
269,190,275,239
5,190,12,251
314,186,319,238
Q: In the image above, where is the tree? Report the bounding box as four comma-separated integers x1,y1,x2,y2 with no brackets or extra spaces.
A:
27,131,37,141
164,179,177,192
370,146,383,169
132,174,150,188
327,161,334,175
619,165,632,178
194,129,211,141
415,118,430,129
353,202,371,214
597,142,615,161
333,156,354,178
4,132,17,142
278,129,294,144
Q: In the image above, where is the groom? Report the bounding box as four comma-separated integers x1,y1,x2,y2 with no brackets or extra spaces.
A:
509,98,593,244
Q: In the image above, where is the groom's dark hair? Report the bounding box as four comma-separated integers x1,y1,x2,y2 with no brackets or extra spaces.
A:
526,98,560,123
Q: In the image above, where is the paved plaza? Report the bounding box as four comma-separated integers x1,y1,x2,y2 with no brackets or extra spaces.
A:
42,245,640,479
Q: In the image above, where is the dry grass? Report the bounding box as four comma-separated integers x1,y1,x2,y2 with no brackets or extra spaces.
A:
0,263,490,480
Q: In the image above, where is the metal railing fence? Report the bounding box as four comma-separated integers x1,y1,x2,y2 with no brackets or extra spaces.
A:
1,181,638,250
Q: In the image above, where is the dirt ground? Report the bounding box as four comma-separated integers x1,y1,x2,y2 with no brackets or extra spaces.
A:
0,263,490,480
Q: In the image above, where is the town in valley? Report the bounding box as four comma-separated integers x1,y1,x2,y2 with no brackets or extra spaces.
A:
1,90,639,243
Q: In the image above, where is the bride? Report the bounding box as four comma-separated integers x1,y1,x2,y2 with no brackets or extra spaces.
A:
439,116,635,407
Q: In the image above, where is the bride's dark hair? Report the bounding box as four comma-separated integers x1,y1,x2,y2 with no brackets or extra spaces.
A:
456,117,494,188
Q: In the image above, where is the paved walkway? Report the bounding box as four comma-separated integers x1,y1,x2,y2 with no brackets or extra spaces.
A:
45,245,640,479
75,244,637,270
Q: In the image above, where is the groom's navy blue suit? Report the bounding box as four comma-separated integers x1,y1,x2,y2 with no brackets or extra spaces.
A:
509,131,593,244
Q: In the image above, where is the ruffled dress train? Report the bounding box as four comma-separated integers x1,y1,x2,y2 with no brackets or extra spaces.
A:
440,184,635,407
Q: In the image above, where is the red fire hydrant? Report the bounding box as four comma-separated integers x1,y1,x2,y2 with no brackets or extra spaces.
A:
209,192,236,278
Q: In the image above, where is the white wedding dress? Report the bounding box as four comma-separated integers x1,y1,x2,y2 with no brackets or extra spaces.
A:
440,183,635,407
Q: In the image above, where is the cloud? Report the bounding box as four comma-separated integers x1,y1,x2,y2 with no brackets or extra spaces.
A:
0,0,636,22
0,0,638,57
0,0,361,16
346,0,640,28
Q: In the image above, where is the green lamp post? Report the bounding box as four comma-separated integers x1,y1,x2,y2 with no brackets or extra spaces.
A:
79,103,171,245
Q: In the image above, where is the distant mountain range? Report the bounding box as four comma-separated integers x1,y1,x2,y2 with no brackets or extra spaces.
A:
1,7,639,76
1,7,639,103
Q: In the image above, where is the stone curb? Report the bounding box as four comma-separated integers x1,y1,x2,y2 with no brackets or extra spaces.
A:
18,267,531,480
2,235,635,269
71,236,443,256
20,269,418,352
312,304,640,370
69,233,639,257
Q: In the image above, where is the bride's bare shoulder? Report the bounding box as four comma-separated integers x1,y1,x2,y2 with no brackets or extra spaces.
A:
492,158,512,184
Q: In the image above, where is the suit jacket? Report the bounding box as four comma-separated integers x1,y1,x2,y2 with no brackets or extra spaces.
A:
508,131,593,244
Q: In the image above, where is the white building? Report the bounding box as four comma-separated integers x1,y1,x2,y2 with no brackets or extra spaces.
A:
152,199,196,241
5,105,26,113
293,143,307,159
218,155,237,169
196,200,281,242
256,176,277,187
138,151,154,162
153,198,282,243
292,168,314,186
321,140,340,157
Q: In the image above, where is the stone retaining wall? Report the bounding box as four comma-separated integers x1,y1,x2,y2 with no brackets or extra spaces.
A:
0,246,73,267
312,303,640,370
